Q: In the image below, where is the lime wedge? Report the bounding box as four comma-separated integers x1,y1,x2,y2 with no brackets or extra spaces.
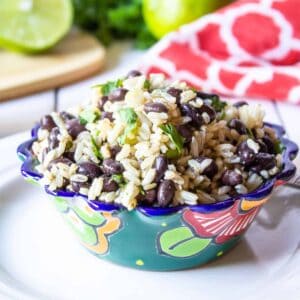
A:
0,0,73,53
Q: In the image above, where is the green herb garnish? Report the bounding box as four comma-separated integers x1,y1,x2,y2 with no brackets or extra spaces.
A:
118,107,139,145
211,95,227,112
246,128,255,139
143,79,151,90
166,149,181,159
160,124,184,154
91,136,103,160
94,79,123,96
119,107,138,124
274,140,285,154
112,174,126,187
79,109,99,125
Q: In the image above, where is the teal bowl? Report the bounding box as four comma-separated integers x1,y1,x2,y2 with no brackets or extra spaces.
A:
17,123,298,271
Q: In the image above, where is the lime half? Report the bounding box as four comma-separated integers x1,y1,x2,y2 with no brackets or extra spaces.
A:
0,0,73,53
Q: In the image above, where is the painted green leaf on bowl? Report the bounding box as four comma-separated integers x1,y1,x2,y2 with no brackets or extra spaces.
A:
159,226,211,258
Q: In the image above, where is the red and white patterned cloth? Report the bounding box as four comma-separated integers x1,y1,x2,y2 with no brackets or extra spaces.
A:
140,0,300,104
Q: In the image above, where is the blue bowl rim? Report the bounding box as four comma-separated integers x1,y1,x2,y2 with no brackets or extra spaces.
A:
17,122,298,216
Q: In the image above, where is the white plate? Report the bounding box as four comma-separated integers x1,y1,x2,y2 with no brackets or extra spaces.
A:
0,132,299,300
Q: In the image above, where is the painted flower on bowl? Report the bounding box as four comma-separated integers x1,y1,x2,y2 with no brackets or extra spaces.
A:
54,196,122,255
182,197,269,244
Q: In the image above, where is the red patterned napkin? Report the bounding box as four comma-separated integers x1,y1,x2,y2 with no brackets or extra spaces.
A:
140,0,300,104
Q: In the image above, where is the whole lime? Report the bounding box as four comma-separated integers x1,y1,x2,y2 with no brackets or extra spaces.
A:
143,0,231,39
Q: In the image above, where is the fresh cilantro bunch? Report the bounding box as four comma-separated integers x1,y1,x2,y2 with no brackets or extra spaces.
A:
72,0,157,48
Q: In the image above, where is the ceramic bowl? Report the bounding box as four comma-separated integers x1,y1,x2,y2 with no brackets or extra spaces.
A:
17,123,298,271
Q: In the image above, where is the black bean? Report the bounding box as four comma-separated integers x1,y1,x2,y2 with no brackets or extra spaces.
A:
256,139,268,153
250,153,276,172
167,87,182,105
157,180,175,207
198,104,216,123
110,145,121,158
222,170,243,186
71,181,89,193
60,111,75,121
228,119,247,135
66,119,86,139
60,178,70,190
48,127,60,149
64,151,75,162
101,112,114,122
237,141,256,165
40,115,56,131
108,88,128,102
233,101,248,108
47,157,73,171
126,70,142,78
144,102,168,113
142,189,157,205
262,136,275,154
196,91,219,100
195,157,218,178
78,162,102,181
102,159,124,175
180,104,204,127
176,124,193,143
102,176,119,192
155,156,168,182
97,96,108,110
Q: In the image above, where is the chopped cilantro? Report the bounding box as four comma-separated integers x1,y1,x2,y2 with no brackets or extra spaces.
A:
118,107,138,124
143,79,151,90
118,107,139,145
93,79,123,96
112,174,126,187
91,136,103,160
211,95,227,112
274,140,285,154
246,128,255,139
160,124,184,154
79,109,99,125
166,149,181,159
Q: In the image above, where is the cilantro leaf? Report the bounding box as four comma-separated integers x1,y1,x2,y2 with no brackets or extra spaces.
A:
143,79,151,90
118,107,138,124
160,124,184,153
112,174,126,187
211,95,227,112
79,109,99,125
118,108,139,145
166,149,181,159
94,79,123,96
91,136,103,160
274,140,285,154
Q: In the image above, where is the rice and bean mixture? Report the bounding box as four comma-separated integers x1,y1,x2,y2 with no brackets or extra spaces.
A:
32,71,283,210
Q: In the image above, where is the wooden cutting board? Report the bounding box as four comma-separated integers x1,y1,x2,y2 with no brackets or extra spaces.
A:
0,30,106,102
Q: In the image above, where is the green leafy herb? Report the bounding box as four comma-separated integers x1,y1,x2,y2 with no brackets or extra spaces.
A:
72,0,157,49
211,95,227,112
91,136,103,160
118,108,139,145
274,140,285,154
143,79,151,90
160,124,184,153
246,128,255,139
79,109,99,125
166,149,181,159
94,79,123,96
112,174,126,187
119,107,138,124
